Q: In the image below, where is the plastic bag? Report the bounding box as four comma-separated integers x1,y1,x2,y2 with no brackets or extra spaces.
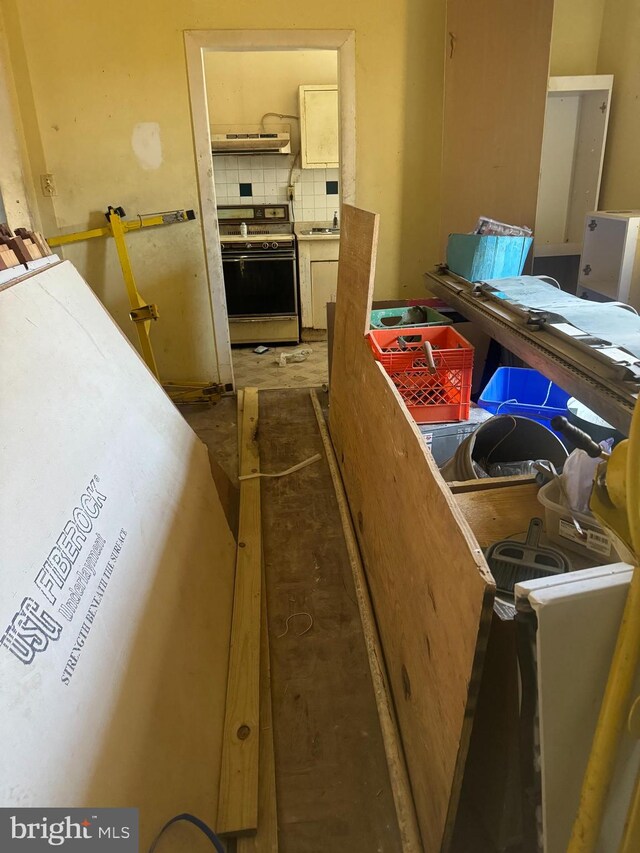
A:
277,348,313,367
561,440,613,513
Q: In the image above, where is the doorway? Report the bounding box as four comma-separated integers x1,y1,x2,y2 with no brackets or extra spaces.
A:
184,30,356,390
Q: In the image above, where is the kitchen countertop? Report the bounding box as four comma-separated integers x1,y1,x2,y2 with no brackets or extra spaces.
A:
295,223,341,241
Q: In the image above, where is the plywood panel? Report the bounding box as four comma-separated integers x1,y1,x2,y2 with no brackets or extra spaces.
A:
0,261,236,851
441,0,554,252
329,205,495,851
455,483,542,549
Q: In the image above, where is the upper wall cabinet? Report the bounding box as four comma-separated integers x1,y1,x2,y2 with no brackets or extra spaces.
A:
299,85,339,169
535,75,613,257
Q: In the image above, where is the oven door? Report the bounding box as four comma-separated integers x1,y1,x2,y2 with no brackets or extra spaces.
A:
222,253,297,318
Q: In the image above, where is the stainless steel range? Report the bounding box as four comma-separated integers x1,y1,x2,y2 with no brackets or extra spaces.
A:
218,203,299,344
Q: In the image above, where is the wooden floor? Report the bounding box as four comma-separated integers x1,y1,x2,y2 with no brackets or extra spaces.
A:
185,388,403,851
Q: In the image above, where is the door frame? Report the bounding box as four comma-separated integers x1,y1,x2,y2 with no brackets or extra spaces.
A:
184,29,356,389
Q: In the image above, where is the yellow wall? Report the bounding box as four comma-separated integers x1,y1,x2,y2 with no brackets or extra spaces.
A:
0,3,36,229
596,0,640,209
549,0,606,76
549,0,640,212
3,0,445,382
205,50,337,156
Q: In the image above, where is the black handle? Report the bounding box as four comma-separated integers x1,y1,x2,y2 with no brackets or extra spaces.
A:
551,416,603,458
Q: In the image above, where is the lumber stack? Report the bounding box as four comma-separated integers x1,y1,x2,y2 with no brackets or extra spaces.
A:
0,223,52,269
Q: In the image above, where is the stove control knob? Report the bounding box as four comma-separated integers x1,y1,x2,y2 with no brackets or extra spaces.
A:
220,242,226,250
262,242,270,249
271,242,279,249
245,242,252,249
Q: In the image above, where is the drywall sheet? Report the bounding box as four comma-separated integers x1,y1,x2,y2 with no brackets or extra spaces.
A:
517,564,638,852
329,205,495,851
0,262,236,850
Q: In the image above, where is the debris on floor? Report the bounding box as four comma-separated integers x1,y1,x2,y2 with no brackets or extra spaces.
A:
277,347,313,367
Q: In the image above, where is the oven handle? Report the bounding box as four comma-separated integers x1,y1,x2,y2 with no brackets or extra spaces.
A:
222,254,295,262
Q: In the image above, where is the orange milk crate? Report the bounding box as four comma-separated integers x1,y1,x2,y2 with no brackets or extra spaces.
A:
367,326,474,423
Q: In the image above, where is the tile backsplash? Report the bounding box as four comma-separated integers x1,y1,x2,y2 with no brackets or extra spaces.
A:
213,154,340,224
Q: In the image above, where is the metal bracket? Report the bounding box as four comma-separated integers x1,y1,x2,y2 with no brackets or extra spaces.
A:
163,381,226,405
130,304,159,322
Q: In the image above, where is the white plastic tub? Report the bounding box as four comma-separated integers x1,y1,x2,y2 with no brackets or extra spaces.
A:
537,478,619,561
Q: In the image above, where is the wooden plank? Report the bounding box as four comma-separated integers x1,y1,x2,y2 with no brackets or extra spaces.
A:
441,0,554,254
454,483,542,550
237,558,278,853
448,474,537,494
329,205,495,852
310,390,422,852
217,387,262,836
0,261,236,852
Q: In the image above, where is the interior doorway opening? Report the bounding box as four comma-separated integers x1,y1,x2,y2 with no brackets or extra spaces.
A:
184,30,356,390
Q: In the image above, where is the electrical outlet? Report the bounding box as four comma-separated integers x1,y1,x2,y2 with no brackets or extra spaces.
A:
287,184,295,201
40,173,57,197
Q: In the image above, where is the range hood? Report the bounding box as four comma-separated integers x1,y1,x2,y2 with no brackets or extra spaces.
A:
212,130,291,156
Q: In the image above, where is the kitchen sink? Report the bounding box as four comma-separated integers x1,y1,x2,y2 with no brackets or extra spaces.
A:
299,227,340,235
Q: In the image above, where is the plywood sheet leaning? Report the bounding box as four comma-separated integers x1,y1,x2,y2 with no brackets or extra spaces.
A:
0,261,236,852
217,388,262,836
328,205,495,851
441,0,554,254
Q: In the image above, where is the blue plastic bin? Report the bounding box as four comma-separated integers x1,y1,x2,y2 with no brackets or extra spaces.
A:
446,234,532,281
478,367,569,429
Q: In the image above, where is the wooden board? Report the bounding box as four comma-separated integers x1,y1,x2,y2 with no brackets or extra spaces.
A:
0,260,236,852
329,205,495,851
448,474,537,494
235,387,278,851
441,0,554,253
454,483,542,549
259,389,404,852
237,557,278,853
218,388,262,836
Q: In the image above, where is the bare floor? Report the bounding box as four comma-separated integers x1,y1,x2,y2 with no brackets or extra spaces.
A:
183,390,509,853
231,342,329,390
184,389,402,851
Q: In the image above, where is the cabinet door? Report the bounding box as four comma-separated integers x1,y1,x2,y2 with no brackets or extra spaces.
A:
299,85,339,169
311,260,338,329
441,0,553,253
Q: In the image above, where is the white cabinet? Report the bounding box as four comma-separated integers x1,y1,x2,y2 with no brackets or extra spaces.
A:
299,85,339,169
535,75,613,258
311,260,338,329
297,234,340,335
578,210,640,308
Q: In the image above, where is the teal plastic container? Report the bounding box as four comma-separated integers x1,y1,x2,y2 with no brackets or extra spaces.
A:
446,234,532,281
369,304,452,330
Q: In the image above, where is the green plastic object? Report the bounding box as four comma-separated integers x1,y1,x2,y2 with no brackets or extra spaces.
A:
446,233,532,281
369,304,452,330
